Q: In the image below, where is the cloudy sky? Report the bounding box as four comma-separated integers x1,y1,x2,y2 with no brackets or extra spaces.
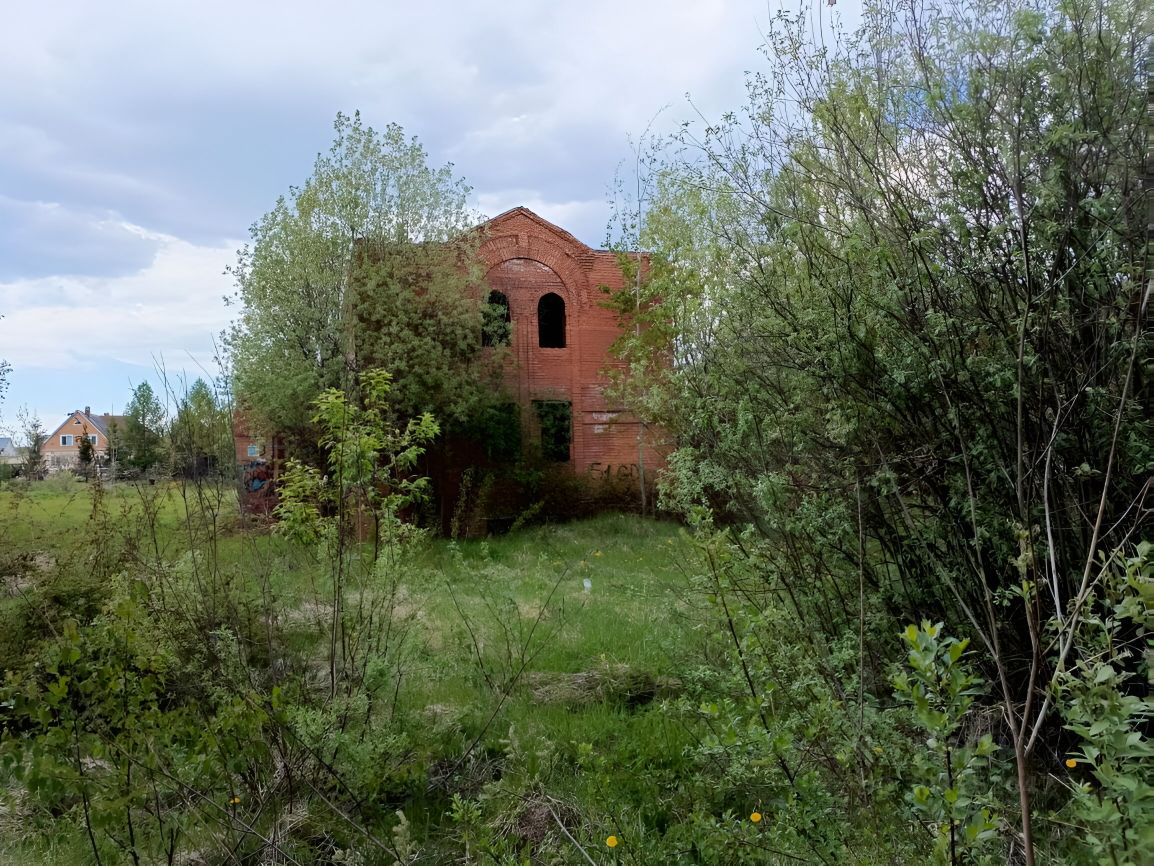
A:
0,0,858,435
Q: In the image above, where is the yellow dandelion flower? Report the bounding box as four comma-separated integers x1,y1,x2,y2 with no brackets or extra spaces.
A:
606,835,619,848
750,811,762,823
1065,758,1078,769
229,795,241,805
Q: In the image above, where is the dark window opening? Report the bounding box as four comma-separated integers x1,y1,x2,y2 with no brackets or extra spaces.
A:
482,291,511,347
465,402,521,461
534,400,572,462
537,292,566,348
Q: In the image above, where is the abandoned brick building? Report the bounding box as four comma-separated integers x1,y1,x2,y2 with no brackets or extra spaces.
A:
237,206,666,525
472,206,663,475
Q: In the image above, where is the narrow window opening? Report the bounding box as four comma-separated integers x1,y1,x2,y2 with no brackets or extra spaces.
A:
534,400,572,462
482,291,511,347
537,292,566,348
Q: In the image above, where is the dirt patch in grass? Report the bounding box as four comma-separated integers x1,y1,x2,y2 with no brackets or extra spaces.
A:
525,663,681,709
514,792,580,847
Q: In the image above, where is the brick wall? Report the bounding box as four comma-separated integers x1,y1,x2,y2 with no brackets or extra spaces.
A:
477,207,667,486
234,207,670,524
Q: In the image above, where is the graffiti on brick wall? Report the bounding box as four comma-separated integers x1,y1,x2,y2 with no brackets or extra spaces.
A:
587,462,640,481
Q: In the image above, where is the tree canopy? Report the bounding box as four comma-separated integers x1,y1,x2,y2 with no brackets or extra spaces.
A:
226,112,499,453
124,382,166,471
170,378,233,478
17,408,45,479
613,0,1151,859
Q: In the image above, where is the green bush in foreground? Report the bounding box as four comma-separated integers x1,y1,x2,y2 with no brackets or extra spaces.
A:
4,466,1151,863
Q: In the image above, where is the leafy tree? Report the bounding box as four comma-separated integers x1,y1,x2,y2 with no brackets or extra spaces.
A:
170,378,232,478
275,368,439,693
17,407,44,480
104,418,122,469
76,430,94,475
622,0,1150,860
124,382,166,472
349,243,506,430
226,111,495,454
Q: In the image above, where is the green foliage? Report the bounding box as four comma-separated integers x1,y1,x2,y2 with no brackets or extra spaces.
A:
18,408,45,479
169,378,233,479
633,522,925,862
1054,543,1154,864
350,242,506,433
75,433,93,470
3,479,854,864
610,1,1150,860
227,111,485,453
123,381,166,472
480,294,512,348
464,402,521,462
275,368,439,552
532,400,571,463
103,418,122,468
647,0,1147,650
0,569,109,667
895,623,1002,863
1,591,271,866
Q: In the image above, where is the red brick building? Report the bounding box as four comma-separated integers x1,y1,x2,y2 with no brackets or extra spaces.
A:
475,206,664,484
236,206,667,525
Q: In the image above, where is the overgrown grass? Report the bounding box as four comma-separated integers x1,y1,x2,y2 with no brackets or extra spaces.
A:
1,480,710,864
0,475,205,552
415,514,691,673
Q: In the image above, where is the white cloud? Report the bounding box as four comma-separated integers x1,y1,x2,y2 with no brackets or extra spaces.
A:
0,225,237,371
0,0,866,420
474,192,610,247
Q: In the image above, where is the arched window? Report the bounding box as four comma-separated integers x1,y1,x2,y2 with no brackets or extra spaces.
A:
537,292,566,348
482,291,511,347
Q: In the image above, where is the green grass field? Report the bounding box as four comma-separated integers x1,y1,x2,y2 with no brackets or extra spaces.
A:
1,478,712,864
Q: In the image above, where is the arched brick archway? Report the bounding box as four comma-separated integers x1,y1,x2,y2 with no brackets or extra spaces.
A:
436,206,668,531
482,258,574,307
482,256,577,412
478,232,590,309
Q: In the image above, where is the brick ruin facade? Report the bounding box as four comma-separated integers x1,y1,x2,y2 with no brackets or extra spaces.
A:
475,206,664,482
236,206,667,526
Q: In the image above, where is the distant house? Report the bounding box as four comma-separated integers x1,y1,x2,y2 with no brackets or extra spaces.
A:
41,407,129,471
0,436,18,466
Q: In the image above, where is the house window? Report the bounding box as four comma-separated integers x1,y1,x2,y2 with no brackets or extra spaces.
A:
60,435,74,446
88,435,98,444
246,444,259,458
537,293,566,348
482,291,511,347
533,400,572,462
